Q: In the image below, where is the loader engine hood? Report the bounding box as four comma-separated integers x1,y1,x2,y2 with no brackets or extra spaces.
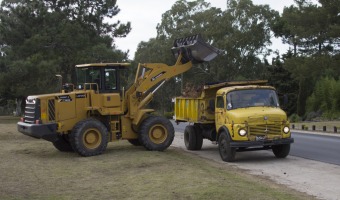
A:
227,107,287,124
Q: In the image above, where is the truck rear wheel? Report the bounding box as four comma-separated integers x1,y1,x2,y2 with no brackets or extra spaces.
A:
272,144,290,158
70,118,109,157
184,125,203,150
52,134,73,152
139,116,174,151
218,132,236,162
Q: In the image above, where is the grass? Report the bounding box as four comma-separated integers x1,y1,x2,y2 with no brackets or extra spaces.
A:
0,116,21,124
0,118,313,199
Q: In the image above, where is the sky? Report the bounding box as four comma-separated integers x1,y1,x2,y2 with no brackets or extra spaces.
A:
114,0,300,59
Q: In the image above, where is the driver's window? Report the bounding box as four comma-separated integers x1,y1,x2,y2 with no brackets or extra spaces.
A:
104,68,117,90
216,96,224,109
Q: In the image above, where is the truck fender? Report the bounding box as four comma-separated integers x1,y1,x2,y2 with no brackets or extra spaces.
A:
217,126,232,142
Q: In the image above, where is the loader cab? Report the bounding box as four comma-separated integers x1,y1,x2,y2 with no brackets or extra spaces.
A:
75,63,130,93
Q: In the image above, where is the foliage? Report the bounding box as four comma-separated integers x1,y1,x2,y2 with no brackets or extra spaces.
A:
271,0,340,116
135,0,279,113
289,113,301,123
267,54,299,116
306,77,340,120
0,0,130,96
0,0,131,114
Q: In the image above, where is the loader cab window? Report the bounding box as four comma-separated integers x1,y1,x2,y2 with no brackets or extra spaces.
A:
104,68,117,90
76,66,119,93
77,67,101,90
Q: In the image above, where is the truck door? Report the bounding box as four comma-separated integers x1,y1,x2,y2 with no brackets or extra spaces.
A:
215,95,225,130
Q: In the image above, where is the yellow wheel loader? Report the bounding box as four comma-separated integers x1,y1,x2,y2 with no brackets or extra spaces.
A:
17,35,220,156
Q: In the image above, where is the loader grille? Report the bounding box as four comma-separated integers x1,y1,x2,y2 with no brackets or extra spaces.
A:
249,124,281,135
48,99,55,121
24,98,40,124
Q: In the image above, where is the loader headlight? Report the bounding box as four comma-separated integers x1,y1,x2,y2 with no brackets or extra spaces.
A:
238,129,247,136
283,126,290,134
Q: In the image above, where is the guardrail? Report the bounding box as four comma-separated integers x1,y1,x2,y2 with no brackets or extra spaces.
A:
291,124,339,133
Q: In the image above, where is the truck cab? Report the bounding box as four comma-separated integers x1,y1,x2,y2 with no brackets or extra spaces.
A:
174,81,294,162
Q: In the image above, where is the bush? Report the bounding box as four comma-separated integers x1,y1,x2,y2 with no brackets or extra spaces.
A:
164,112,174,119
289,113,301,123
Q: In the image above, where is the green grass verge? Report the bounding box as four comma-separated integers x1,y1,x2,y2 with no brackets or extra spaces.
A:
0,123,312,200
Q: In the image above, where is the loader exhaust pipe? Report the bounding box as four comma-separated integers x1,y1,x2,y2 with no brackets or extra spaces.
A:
171,34,221,64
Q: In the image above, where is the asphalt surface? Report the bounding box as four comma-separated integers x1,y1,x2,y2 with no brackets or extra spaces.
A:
291,132,340,165
171,121,340,166
170,122,340,200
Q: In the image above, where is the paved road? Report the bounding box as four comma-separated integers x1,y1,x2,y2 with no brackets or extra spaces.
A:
171,121,340,166
291,132,340,165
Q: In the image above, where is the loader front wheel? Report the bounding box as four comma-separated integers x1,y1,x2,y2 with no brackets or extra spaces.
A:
70,118,109,157
52,134,73,152
139,116,174,151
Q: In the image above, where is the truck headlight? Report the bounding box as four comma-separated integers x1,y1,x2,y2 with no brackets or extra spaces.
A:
283,126,290,134
238,129,247,136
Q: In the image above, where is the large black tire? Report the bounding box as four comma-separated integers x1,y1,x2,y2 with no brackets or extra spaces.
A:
272,144,290,158
69,118,109,157
139,116,174,151
218,132,236,162
52,134,74,152
184,125,203,150
194,125,203,150
128,139,141,146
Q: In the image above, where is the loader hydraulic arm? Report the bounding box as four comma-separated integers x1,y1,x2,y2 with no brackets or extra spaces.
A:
124,35,220,123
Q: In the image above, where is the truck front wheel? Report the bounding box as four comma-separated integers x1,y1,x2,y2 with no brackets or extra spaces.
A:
218,132,236,162
70,118,109,157
272,144,290,158
139,116,174,151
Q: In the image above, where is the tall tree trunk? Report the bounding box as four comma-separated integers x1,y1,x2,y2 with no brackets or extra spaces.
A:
15,98,23,116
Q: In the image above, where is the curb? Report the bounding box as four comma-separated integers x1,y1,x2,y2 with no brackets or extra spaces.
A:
291,129,340,138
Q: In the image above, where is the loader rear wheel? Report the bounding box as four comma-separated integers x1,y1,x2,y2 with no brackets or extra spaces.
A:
139,116,174,151
52,134,73,152
70,118,109,157
184,125,203,150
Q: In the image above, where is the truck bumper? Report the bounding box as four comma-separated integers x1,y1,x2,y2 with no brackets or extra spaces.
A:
230,138,294,148
17,122,58,142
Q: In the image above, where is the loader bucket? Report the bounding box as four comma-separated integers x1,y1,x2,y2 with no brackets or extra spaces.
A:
171,34,221,63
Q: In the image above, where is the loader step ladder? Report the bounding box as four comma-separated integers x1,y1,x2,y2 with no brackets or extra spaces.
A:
110,120,121,140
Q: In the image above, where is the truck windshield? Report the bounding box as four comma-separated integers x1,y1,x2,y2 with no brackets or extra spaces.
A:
226,89,279,110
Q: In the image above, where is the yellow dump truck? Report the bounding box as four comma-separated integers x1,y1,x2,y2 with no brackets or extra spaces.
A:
174,80,294,162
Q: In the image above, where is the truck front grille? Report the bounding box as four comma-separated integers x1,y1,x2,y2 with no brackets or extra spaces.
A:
24,98,40,124
249,124,281,135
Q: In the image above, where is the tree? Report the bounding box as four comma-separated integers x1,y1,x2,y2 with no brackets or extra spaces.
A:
134,0,280,113
267,53,299,116
0,0,131,115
